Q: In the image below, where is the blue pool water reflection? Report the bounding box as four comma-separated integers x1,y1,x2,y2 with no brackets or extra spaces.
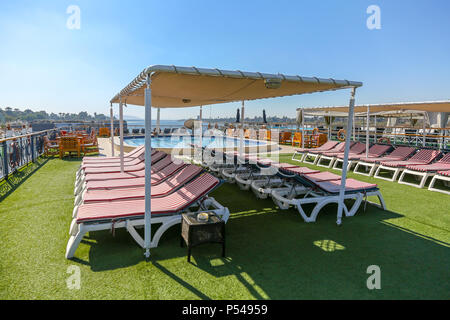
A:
125,135,267,149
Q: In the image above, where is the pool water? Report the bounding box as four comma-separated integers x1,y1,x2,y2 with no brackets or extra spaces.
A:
125,136,267,149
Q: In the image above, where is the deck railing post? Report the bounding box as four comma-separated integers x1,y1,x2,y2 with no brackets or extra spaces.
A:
31,135,35,163
2,141,8,181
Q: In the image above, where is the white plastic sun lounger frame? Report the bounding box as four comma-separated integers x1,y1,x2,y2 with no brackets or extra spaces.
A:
428,173,450,195
291,151,308,163
66,197,229,259
316,155,338,168
271,187,386,223
373,165,405,182
353,161,380,177
302,153,322,165
332,158,357,171
397,169,435,189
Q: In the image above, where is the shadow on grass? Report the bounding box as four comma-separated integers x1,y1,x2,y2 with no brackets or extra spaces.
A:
70,184,450,299
0,157,49,202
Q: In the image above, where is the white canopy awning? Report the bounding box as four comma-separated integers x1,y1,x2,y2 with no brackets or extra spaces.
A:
111,65,362,107
110,64,362,258
298,100,450,115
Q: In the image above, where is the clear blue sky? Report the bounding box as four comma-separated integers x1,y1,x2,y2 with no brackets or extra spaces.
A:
0,0,449,120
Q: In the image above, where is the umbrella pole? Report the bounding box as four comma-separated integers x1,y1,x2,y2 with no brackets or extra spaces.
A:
366,106,370,158
240,101,245,157
423,113,426,147
301,111,304,149
156,108,160,135
144,77,153,258
119,98,124,173
337,87,356,226
110,103,115,157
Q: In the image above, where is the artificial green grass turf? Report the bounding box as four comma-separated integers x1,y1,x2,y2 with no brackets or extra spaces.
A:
0,155,449,299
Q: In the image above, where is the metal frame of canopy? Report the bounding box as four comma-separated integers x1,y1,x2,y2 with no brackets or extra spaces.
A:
110,65,363,258
300,100,450,156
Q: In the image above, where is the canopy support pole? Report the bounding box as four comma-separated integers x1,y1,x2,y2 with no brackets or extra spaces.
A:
240,101,245,156
156,108,160,135
337,87,356,226
374,115,377,142
198,106,203,162
144,77,152,259
329,116,333,140
366,106,370,158
423,114,426,147
301,112,305,149
110,103,115,157
119,98,124,173
352,113,356,141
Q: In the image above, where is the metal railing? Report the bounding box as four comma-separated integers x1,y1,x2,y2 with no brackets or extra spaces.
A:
0,129,57,181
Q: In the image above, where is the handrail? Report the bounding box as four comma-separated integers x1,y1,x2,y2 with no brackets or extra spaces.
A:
0,129,58,143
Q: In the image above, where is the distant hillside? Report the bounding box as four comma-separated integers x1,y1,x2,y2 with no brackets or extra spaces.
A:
0,107,112,124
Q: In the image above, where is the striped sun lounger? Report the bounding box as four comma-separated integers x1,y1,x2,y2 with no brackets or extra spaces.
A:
271,171,385,223
303,142,347,165
317,142,363,168
374,148,441,182
333,144,392,171
66,173,230,259
77,161,187,196
398,153,450,188
76,151,167,187
74,164,203,212
353,146,416,177
250,164,320,199
291,141,339,162
74,156,184,195
81,145,145,164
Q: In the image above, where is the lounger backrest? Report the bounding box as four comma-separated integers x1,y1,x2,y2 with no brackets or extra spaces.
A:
318,141,339,151
387,146,416,159
409,149,441,163
349,142,366,154
368,144,392,157
330,142,346,152
437,153,450,164
158,173,220,213
151,154,171,171
167,164,203,185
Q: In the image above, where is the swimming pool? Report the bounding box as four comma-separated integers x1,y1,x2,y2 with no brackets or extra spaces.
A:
124,135,268,149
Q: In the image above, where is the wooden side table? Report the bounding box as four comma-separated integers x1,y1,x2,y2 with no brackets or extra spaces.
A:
181,212,225,262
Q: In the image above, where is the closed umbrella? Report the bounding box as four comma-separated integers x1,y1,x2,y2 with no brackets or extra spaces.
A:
263,109,267,124
236,108,240,123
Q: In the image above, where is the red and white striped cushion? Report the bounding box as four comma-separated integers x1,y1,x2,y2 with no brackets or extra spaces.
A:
280,166,320,175
83,165,203,202
408,149,441,163
381,149,440,167
85,162,185,188
296,141,339,153
437,170,450,177
438,153,450,164
303,171,341,183
269,162,298,169
315,179,378,193
82,146,147,164
83,152,166,175
77,173,219,223
405,163,450,172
